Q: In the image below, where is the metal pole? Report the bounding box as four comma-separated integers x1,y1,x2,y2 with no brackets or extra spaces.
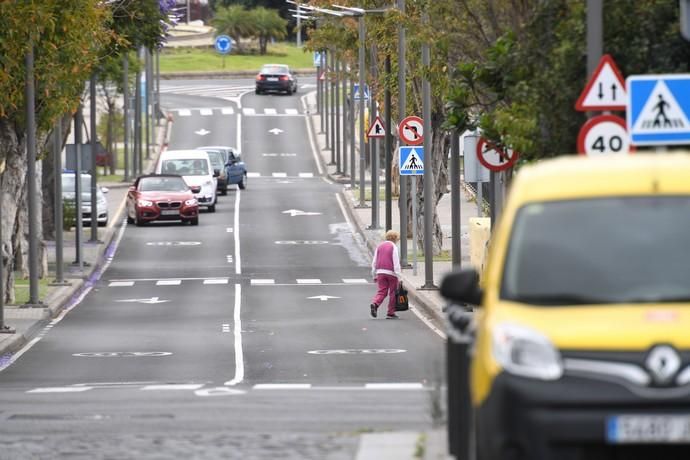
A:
370,43,379,229
330,50,336,165
89,74,99,242
135,60,142,176
52,121,68,286
384,55,392,231
412,177,417,276
324,50,330,150
156,48,161,125
342,66,349,177
350,78,356,189
357,15,367,208
296,4,301,47
145,49,151,161
421,14,435,289
451,130,461,268
397,0,409,267
74,105,84,271
335,57,342,174
587,0,603,79
25,46,41,306
316,63,321,117
0,155,9,332
320,52,326,133
123,53,130,182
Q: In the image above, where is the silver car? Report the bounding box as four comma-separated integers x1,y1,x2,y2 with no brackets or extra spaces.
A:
61,172,109,227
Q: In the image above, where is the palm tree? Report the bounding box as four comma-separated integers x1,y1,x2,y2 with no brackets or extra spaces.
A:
211,5,253,53
249,7,287,55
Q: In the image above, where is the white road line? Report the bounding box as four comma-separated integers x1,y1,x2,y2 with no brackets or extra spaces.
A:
364,383,425,390
336,193,356,234
297,279,322,284
264,108,277,115
302,93,324,176
247,172,261,178
343,278,368,284
234,189,242,276
200,108,213,116
156,280,181,286
298,172,314,178
224,283,244,386
177,109,192,117
203,279,229,285
251,279,275,285
109,281,135,287
222,324,231,332
226,227,233,233
242,108,255,115
141,384,204,391
272,172,287,178
253,384,312,390
28,387,93,393
285,108,299,115
221,107,235,115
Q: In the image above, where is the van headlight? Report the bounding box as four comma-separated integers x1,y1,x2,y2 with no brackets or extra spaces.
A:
492,323,563,381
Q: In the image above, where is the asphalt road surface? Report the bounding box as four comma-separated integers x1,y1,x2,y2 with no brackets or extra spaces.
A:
0,78,445,460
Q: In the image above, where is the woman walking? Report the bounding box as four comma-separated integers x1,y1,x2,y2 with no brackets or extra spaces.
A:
370,230,402,319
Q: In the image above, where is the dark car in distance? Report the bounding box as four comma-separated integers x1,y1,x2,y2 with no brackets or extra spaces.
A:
126,174,199,226
255,64,298,95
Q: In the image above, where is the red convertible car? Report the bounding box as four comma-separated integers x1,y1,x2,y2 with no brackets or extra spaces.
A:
126,174,200,226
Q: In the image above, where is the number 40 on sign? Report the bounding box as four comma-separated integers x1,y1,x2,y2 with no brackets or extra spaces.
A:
577,114,634,156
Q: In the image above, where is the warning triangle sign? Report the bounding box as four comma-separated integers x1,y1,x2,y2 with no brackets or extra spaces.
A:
401,148,424,171
632,80,690,133
319,71,326,81
367,116,386,138
575,54,627,111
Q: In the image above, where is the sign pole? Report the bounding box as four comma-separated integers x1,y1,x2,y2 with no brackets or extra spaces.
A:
398,0,409,267
357,15,367,208
370,43,379,229
421,13,435,289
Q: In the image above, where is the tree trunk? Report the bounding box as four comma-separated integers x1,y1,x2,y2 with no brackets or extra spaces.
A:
107,99,115,176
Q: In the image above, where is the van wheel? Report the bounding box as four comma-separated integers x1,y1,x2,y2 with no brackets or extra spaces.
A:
208,203,216,213
238,174,247,190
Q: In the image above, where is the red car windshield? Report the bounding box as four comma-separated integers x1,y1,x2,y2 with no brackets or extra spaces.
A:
139,177,188,192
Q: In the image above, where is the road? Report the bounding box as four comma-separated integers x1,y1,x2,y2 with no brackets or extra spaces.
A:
0,78,445,459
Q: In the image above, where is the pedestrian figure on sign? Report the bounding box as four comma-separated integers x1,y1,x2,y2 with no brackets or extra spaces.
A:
370,230,402,319
408,155,419,169
653,94,671,128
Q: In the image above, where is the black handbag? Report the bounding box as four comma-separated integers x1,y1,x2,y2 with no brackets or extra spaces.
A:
395,281,409,311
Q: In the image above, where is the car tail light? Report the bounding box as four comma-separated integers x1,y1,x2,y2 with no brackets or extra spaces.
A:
279,75,288,81
256,74,265,81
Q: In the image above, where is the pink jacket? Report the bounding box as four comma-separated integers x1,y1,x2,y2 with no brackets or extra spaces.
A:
371,241,402,278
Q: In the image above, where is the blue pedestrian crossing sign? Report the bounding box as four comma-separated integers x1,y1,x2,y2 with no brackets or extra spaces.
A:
313,51,323,67
353,83,370,101
627,74,690,146
399,146,424,175
215,35,233,54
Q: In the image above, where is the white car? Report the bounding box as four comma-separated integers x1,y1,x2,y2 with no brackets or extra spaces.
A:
155,149,218,212
61,171,109,227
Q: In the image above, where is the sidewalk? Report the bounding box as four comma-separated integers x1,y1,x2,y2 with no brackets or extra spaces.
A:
303,91,476,459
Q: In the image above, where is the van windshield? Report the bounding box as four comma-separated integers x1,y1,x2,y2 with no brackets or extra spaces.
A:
501,197,690,305
161,159,209,176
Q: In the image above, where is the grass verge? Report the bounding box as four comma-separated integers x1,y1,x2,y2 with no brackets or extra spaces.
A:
12,276,50,306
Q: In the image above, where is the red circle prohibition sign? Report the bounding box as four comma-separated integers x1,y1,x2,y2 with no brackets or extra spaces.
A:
476,138,519,172
398,116,424,145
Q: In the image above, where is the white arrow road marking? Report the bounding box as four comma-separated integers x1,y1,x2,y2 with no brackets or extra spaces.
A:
282,209,322,217
195,128,211,136
268,128,284,135
307,295,341,301
116,297,170,304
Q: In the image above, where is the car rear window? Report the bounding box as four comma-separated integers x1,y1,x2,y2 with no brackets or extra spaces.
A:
261,65,288,75
501,196,690,305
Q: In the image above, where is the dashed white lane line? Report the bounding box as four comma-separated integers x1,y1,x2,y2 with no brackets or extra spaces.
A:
203,279,229,285
365,383,425,390
250,279,275,285
247,172,261,178
272,172,287,178
253,384,312,390
298,172,314,178
177,109,192,117
156,280,181,286
297,279,322,284
199,108,213,116
27,387,93,393
343,278,368,284
242,108,255,115
264,108,277,115
285,108,299,115
141,384,204,391
109,281,134,287
221,107,235,115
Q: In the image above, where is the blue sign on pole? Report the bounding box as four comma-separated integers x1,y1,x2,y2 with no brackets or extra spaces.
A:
313,51,322,67
353,83,370,101
627,74,690,146
214,35,233,55
399,146,424,175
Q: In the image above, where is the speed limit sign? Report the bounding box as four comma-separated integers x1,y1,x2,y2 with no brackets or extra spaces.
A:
577,115,633,156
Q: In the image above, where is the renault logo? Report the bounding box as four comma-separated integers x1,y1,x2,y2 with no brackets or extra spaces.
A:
645,345,681,385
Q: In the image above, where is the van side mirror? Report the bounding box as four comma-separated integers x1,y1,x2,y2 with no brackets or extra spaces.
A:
213,169,220,177
440,269,483,306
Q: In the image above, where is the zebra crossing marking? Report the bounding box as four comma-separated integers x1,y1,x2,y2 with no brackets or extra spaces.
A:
156,280,181,286
177,109,191,117
199,108,213,116
250,279,275,285
242,108,256,115
343,278,368,284
203,279,229,285
109,281,134,287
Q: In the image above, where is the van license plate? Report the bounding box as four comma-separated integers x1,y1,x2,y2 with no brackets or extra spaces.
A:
607,415,690,443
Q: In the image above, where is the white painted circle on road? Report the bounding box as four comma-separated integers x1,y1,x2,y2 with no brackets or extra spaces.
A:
72,352,173,358
146,241,202,246
307,349,406,355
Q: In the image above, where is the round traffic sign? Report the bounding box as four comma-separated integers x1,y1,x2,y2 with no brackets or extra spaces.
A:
398,116,424,145
214,35,233,54
476,138,519,172
577,114,633,156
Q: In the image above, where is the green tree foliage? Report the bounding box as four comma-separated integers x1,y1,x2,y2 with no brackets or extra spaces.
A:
212,4,253,52
249,7,288,54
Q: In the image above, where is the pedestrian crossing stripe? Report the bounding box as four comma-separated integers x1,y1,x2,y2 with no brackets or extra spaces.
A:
399,146,424,175
627,74,690,145
631,80,690,132
108,278,372,287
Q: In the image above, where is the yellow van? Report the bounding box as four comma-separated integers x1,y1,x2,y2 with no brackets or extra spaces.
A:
442,154,690,460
